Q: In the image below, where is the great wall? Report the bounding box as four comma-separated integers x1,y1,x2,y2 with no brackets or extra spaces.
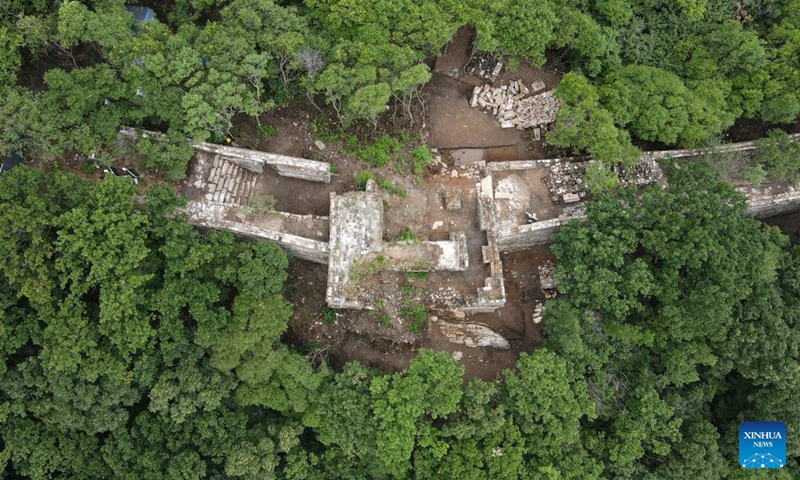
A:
145,132,800,325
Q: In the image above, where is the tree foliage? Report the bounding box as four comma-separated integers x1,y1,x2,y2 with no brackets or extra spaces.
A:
0,168,320,478
545,159,800,477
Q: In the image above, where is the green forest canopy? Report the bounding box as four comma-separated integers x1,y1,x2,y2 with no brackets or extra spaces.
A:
4,0,800,175
2,159,799,478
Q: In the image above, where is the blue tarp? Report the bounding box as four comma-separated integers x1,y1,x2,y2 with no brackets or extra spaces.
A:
125,5,154,23
0,153,22,176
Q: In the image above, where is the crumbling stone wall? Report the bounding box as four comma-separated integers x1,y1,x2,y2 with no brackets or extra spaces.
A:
744,186,800,218
326,191,385,309
497,216,585,251
382,232,469,271
193,142,331,183
119,127,331,183
464,175,506,313
183,201,330,263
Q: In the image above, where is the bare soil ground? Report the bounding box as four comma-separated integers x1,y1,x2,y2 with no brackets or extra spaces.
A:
493,169,561,230
283,246,553,381
764,211,800,243
427,27,566,161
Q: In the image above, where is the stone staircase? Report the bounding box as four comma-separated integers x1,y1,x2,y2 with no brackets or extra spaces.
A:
201,154,258,205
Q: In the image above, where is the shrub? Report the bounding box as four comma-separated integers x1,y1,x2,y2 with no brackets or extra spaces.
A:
410,146,433,174
250,193,276,214
400,304,427,333
377,311,392,328
401,284,419,305
258,125,277,138
395,227,419,243
355,171,373,189
356,134,400,167
405,271,429,281
321,306,337,325
376,177,407,197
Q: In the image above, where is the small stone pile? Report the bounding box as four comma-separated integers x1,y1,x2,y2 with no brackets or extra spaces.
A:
613,160,662,188
538,261,558,299
470,80,561,131
532,301,544,324
543,162,589,203
465,50,503,82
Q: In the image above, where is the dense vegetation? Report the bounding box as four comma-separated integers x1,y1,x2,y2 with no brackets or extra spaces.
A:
3,0,800,478
4,0,800,179
2,160,798,478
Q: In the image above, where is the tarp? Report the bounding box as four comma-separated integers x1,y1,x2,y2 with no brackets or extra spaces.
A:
0,152,22,176
125,5,153,23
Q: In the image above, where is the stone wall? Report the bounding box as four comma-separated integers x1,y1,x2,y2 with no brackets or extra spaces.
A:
497,216,584,251
183,201,329,264
489,134,800,173
326,191,385,309
381,231,469,271
193,142,331,183
743,186,800,218
641,133,800,161
464,175,506,313
119,127,331,183
488,157,586,172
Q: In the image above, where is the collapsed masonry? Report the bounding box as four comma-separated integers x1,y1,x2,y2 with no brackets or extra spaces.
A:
119,127,332,183
465,45,503,82
542,159,665,204
178,139,332,263
325,186,481,310
469,80,560,132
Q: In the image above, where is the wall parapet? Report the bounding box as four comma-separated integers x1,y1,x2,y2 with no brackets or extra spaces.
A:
183,201,329,264
119,127,331,183
193,142,331,183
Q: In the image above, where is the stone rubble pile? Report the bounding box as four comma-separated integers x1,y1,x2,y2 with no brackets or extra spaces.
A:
532,301,544,324
469,80,561,131
612,160,662,187
538,261,558,299
543,162,589,203
465,49,503,82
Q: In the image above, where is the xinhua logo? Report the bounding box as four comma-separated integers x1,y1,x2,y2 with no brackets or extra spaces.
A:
739,421,786,469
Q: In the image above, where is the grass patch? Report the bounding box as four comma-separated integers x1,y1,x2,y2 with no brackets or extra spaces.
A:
251,193,276,213
350,255,427,282
377,311,392,327
355,171,373,189
394,227,419,243
235,193,276,216
321,306,337,325
374,302,391,327
401,284,420,305
404,271,429,281
258,125,277,138
357,134,401,167
400,304,427,333
349,254,389,282
410,146,434,175
376,177,407,197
